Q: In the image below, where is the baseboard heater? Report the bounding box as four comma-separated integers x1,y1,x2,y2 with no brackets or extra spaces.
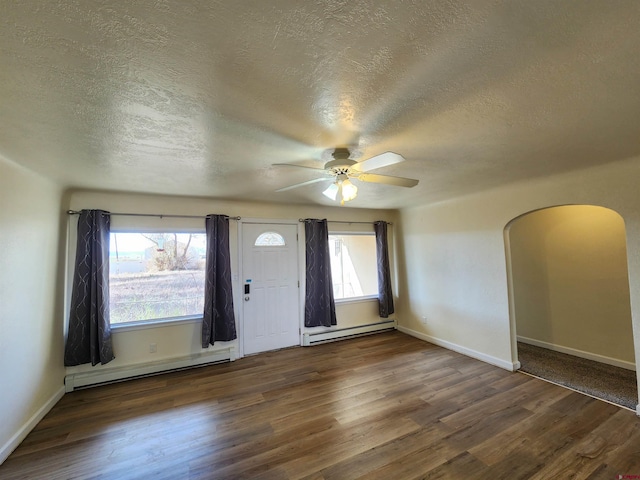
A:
64,347,236,392
303,319,396,346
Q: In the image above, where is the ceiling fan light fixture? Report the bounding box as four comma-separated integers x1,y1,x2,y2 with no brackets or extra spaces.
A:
341,178,358,203
322,182,339,200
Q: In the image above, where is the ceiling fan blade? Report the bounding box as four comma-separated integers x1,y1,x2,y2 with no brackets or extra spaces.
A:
276,177,331,192
351,151,405,172
355,173,419,188
272,163,327,172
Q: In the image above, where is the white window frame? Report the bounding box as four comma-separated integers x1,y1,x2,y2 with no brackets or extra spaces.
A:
328,231,379,304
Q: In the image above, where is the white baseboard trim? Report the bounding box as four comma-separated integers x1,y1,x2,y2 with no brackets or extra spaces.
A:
637,404,640,417
65,346,236,392
517,336,636,371
0,386,65,465
303,320,396,346
397,326,519,372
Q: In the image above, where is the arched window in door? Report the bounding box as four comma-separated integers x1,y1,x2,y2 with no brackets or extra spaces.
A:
255,231,286,246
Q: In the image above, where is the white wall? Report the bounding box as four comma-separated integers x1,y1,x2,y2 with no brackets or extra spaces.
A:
0,157,65,463
507,205,634,366
65,190,396,377
397,154,640,395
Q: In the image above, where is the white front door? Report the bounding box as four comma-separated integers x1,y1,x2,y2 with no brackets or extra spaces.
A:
242,223,300,355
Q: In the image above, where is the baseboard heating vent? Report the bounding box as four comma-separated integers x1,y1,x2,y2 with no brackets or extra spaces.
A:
303,320,396,346
65,347,236,392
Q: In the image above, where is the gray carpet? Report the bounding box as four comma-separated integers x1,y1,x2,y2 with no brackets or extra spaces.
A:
517,342,638,410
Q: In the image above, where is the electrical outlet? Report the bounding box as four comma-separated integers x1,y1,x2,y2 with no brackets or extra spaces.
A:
149,343,157,353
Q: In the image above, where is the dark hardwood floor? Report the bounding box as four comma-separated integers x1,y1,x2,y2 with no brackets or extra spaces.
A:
2,331,640,479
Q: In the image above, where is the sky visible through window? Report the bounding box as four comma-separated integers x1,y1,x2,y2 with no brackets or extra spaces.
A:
109,233,206,258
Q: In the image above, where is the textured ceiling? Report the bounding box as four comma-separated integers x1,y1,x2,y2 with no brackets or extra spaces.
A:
1,1,639,209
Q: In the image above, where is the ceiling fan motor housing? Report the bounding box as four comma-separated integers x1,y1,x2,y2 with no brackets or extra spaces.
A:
325,147,357,172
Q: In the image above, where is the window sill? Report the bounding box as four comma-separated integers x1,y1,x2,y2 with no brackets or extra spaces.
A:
335,295,378,305
110,315,202,332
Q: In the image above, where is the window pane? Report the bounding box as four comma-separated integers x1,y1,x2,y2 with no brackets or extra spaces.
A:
109,233,206,324
328,234,378,300
255,231,285,246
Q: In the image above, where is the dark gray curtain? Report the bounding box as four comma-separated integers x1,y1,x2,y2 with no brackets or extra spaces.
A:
64,210,115,366
202,214,237,347
374,221,395,318
304,219,337,327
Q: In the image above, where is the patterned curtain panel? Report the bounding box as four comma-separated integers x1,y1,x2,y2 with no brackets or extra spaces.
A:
374,221,395,318
304,219,337,327
202,214,237,347
64,210,115,366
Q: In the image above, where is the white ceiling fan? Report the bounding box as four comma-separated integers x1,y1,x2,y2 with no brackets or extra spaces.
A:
274,148,419,205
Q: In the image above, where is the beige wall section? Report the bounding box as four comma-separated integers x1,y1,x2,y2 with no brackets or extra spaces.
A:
508,206,634,364
397,154,640,394
397,200,513,365
65,190,396,376
0,157,65,461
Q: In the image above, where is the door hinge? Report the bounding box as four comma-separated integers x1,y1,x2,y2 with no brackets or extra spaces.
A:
298,280,300,287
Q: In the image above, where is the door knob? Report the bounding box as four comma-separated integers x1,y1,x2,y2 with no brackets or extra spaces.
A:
244,296,250,301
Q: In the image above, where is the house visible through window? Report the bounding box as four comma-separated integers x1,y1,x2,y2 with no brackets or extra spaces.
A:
328,234,378,300
109,232,206,325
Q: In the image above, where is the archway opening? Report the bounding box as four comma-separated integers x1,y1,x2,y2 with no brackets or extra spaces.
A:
505,205,637,409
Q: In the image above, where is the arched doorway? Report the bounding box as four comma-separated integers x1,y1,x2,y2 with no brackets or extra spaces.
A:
504,205,637,409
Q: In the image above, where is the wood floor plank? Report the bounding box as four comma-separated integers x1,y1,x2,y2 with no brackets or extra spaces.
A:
309,423,457,480
468,408,566,466
1,331,639,480
527,407,640,479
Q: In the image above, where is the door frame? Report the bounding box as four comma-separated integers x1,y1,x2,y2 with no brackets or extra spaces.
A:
504,204,636,375
237,217,304,358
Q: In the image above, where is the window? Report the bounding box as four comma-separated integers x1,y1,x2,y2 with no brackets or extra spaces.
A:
255,231,286,246
328,234,378,300
109,232,207,325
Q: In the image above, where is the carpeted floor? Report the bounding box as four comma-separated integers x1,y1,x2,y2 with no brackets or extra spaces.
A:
517,342,638,410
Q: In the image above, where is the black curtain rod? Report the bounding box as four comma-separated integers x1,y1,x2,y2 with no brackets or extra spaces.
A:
66,210,241,220
298,218,392,225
